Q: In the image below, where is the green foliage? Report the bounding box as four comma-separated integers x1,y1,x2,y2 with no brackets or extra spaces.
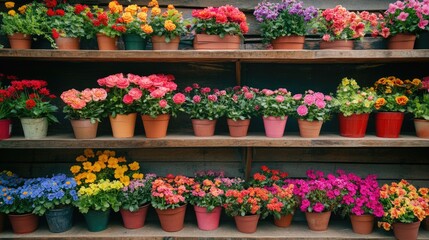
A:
408,93,429,119
149,8,187,43
334,77,376,117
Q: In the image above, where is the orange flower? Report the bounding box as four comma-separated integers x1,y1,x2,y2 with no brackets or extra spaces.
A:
148,0,158,7
137,12,147,22
395,95,408,106
124,4,139,15
164,20,176,31
121,12,134,24
108,1,123,14
167,4,175,10
375,98,386,109
76,155,87,162
151,7,161,16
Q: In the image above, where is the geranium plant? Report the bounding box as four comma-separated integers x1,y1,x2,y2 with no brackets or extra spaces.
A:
248,165,289,188
119,4,150,38
291,90,336,121
60,88,107,123
266,184,297,220
194,170,244,190
86,1,126,38
334,77,376,117
191,5,249,37
183,84,225,120
119,174,157,212
254,0,317,43
373,76,421,112
148,1,187,43
223,187,270,217
0,74,15,120
48,3,93,40
188,177,225,212
150,174,194,210
220,86,259,121
378,179,429,230
258,88,294,118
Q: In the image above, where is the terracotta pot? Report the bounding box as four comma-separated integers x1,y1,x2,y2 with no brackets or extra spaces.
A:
8,213,39,234
194,206,222,231
414,119,429,138
375,112,404,138
193,34,241,50
141,114,170,138
271,35,305,50
109,113,137,138
423,217,429,231
274,214,293,228
338,113,370,138
227,119,250,137
305,211,331,231
388,33,416,49
8,33,31,49
319,40,354,50
263,116,288,138
0,119,12,140
20,117,48,139
191,119,217,137
392,221,420,240
70,119,98,139
120,204,150,229
155,204,187,232
297,119,323,138
234,214,260,233
96,33,118,50
55,37,80,50
349,214,374,235
151,35,180,50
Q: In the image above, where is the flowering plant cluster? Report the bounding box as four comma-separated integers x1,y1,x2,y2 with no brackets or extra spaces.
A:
258,88,294,118
334,77,376,117
248,165,289,188
70,148,143,187
223,187,270,217
0,73,16,119
378,179,429,231
0,177,45,214
265,184,297,219
254,0,317,43
194,170,245,190
189,176,225,212
408,92,429,119
119,4,150,38
60,88,107,123
48,3,93,40
191,5,249,37
0,170,24,188
291,90,336,122
220,86,259,121
86,1,126,38
150,174,195,210
74,179,123,213
183,84,225,120
119,174,157,212
373,76,421,112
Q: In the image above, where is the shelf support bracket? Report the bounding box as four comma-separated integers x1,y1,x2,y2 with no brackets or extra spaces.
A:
243,147,253,181
235,60,241,86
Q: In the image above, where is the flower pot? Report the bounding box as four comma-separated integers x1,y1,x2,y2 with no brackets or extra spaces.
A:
271,35,305,50
70,119,98,139
55,37,80,50
297,119,323,138
194,206,222,231
338,113,370,138
96,33,118,50
155,204,187,232
109,113,137,138
45,206,74,233
414,119,429,138
0,119,12,140
319,40,354,50
151,35,180,50
123,34,147,50
191,119,217,137
8,213,39,234
388,33,416,50
234,214,260,233
120,204,150,229
141,114,170,138
193,34,240,50
274,214,293,228
227,119,250,137
8,33,31,49
392,221,420,240
305,211,331,231
375,112,404,138
20,117,48,139
83,209,110,232
349,214,374,235
263,116,288,138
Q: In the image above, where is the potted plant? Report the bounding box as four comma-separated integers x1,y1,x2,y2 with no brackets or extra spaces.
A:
258,88,294,138
183,84,225,137
150,174,194,232
8,79,58,139
334,77,376,138
373,76,421,138
148,1,187,50
119,4,150,50
219,86,259,137
248,165,289,188
407,81,429,138
291,90,336,138
119,174,156,229
223,187,270,233
0,170,23,233
135,73,186,138
191,4,248,50
381,0,429,49
266,184,297,228
336,170,384,234
254,0,317,49
378,179,429,240
0,74,14,139
32,174,78,233
60,88,107,139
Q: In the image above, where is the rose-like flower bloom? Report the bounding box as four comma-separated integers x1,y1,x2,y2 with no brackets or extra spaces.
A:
151,7,161,16
150,89,167,99
304,94,316,105
244,92,254,100
121,12,134,24
395,95,408,106
322,34,331,41
91,88,107,101
128,88,142,100
125,4,138,15
25,99,36,109
5,2,14,8
208,94,217,102
172,93,185,104
293,94,302,100
141,24,153,34
159,99,168,108
123,94,134,105
201,87,211,94
137,12,147,22
315,99,326,109
193,95,201,103
116,77,130,89
164,20,176,31
184,86,192,93
297,105,308,116
275,95,284,103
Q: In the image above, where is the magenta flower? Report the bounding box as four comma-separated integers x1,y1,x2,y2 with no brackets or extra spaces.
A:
297,105,308,116
313,202,325,212
396,11,409,21
193,95,201,103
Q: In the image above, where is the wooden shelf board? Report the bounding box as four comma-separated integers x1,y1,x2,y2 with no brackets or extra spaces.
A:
1,134,428,149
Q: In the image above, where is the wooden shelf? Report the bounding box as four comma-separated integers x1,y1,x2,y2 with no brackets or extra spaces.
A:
1,49,429,63
1,134,428,149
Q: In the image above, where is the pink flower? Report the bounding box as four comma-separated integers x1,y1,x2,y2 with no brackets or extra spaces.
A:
244,92,254,99
314,92,325,100
315,99,326,109
418,19,429,29
193,95,201,103
184,86,193,93
387,3,399,14
324,95,332,101
396,11,409,21
275,95,284,103
159,99,168,108
300,199,310,212
313,202,325,213
304,94,315,105
116,77,130,89
263,89,274,96
105,76,118,88
293,94,302,100
81,89,93,102
123,94,134,105
278,88,288,94
128,88,142,100
97,78,106,86
91,88,107,101
381,27,390,38
150,89,166,99
297,105,308,116
192,83,200,89
127,73,141,85
71,98,86,110
172,93,185,104
322,34,331,42
201,87,211,94
138,77,153,89
208,94,217,102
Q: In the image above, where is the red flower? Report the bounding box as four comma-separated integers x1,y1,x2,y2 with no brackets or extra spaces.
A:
55,9,65,16
52,29,60,39
46,8,55,17
25,99,36,110
44,0,57,8
74,4,86,14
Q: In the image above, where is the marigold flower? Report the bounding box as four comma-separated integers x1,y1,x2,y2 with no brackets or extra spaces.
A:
121,12,134,24
395,95,408,106
374,98,386,110
85,173,96,183
141,24,153,34
17,5,26,14
125,4,139,15
5,2,14,8
148,0,158,7
151,7,161,16
70,165,81,174
137,12,147,22
8,10,16,16
76,155,87,162
128,161,140,171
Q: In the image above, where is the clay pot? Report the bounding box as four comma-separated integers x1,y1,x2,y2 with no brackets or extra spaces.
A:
96,33,118,50
70,119,98,139
120,204,150,229
305,211,331,231
8,33,31,49
319,40,354,50
141,114,170,138
414,119,429,138
227,119,250,137
155,204,187,232
349,214,375,235
55,37,80,50
297,119,323,138
273,214,293,228
271,35,305,50
234,214,260,233
191,119,217,137
193,34,240,50
392,221,420,240
151,36,180,50
388,33,416,49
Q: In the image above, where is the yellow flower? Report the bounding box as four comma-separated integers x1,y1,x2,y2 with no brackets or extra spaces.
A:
120,175,130,186
128,161,140,171
375,98,386,110
18,5,26,14
103,150,116,157
121,12,134,24
164,20,176,31
76,155,87,162
84,149,95,158
125,4,139,15
148,0,158,7
85,173,96,183
98,154,108,163
412,78,421,86
5,2,15,9
8,10,16,16
132,173,143,179
151,7,161,16
70,165,81,174
108,157,119,168
97,160,106,169
82,161,93,171
141,24,153,34
137,12,147,22
92,162,102,172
